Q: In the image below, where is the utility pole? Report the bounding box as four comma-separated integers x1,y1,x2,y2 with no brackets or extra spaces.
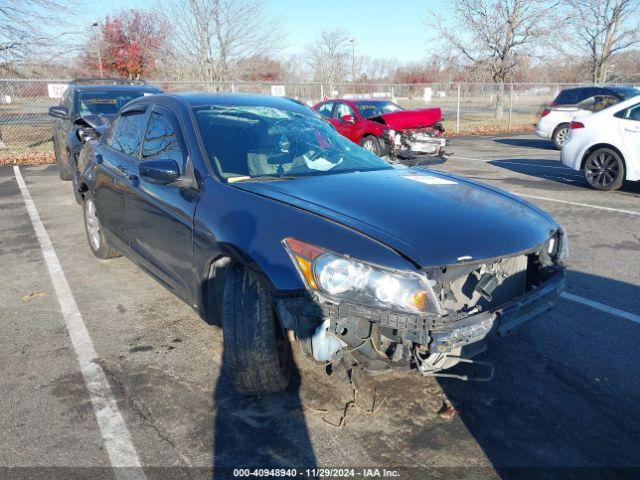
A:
349,38,355,95
91,22,104,78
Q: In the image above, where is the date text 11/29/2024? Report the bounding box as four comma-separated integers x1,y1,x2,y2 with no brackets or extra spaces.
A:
233,468,401,477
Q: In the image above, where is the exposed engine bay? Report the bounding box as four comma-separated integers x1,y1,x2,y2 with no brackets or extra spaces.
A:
276,234,565,383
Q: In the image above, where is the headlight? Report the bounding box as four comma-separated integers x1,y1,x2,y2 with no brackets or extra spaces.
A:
283,237,443,315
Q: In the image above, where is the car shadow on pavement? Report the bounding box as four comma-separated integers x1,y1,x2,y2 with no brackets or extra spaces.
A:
489,159,590,189
490,159,640,194
212,357,317,479
493,138,558,150
436,271,640,480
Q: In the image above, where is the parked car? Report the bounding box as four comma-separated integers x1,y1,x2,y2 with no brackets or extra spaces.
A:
76,93,566,395
536,86,640,149
312,98,447,159
48,78,162,182
561,95,640,191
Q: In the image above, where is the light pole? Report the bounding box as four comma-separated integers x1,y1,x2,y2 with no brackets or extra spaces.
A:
349,38,355,94
91,22,104,78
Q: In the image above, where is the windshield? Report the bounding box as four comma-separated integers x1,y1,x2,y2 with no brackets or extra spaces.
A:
75,91,151,116
355,101,403,118
194,105,393,180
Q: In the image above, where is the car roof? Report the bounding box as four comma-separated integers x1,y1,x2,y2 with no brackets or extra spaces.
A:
71,84,162,94
560,85,637,93
350,99,394,104
136,93,316,115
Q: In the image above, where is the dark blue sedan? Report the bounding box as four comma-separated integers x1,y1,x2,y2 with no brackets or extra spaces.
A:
76,93,566,394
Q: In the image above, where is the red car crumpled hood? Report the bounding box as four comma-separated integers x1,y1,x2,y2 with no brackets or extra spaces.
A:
371,107,442,130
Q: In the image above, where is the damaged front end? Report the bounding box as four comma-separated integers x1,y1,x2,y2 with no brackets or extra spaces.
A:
275,230,567,382
383,125,449,161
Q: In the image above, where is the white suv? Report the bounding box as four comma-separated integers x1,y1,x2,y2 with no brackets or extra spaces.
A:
536,86,639,149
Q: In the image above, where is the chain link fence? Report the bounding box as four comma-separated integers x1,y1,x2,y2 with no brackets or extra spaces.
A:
1,79,635,157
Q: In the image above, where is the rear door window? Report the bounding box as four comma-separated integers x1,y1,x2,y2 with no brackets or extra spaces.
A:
105,111,148,158
615,103,640,121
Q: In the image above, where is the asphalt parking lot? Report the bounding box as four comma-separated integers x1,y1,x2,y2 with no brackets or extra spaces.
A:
1,133,639,480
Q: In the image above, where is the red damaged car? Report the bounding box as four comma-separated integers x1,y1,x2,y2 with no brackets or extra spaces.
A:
312,98,447,159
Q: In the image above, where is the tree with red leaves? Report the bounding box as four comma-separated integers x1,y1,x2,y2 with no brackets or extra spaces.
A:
80,9,170,79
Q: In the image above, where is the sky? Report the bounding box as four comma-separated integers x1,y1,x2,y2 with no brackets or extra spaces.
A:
77,0,446,63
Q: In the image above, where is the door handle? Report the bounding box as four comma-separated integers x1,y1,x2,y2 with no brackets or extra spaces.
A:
624,127,640,133
117,165,128,174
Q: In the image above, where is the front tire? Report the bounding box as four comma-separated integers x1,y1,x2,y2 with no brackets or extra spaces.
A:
54,140,73,181
583,147,625,191
552,124,569,150
221,266,291,395
83,193,121,259
360,135,381,156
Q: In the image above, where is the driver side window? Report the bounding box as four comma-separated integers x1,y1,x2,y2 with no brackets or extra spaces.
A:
333,103,355,119
141,111,186,169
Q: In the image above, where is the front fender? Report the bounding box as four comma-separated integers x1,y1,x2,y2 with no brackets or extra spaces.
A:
192,176,417,315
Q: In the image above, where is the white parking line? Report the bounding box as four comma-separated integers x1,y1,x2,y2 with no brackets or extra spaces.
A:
561,292,640,325
13,166,145,479
510,192,640,216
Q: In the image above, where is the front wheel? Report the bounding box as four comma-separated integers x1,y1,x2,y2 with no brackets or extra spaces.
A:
83,194,121,259
583,148,625,191
360,135,381,156
221,266,291,395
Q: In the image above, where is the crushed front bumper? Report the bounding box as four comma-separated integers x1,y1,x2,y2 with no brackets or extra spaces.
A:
430,269,565,353
276,268,565,361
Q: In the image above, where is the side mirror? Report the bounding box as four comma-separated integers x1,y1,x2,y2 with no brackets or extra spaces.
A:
139,159,180,185
342,114,355,124
49,105,69,119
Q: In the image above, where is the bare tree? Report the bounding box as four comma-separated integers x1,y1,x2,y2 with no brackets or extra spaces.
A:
0,0,78,71
162,0,282,84
567,0,640,83
306,28,350,96
428,0,556,118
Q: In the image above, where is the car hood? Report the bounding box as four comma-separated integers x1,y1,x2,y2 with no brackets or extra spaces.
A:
233,168,557,267
74,113,114,136
370,107,442,130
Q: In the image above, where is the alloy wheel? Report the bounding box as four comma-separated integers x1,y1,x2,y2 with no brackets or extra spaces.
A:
556,127,568,146
585,151,620,189
362,138,377,152
85,198,101,251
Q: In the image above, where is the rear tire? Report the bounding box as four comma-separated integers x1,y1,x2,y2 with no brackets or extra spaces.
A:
221,266,291,395
360,135,381,156
83,193,121,259
583,147,625,191
552,124,569,150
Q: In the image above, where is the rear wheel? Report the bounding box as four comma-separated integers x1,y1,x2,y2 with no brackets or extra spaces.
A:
221,266,291,395
360,135,381,156
583,147,625,191
83,193,121,259
552,124,569,150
